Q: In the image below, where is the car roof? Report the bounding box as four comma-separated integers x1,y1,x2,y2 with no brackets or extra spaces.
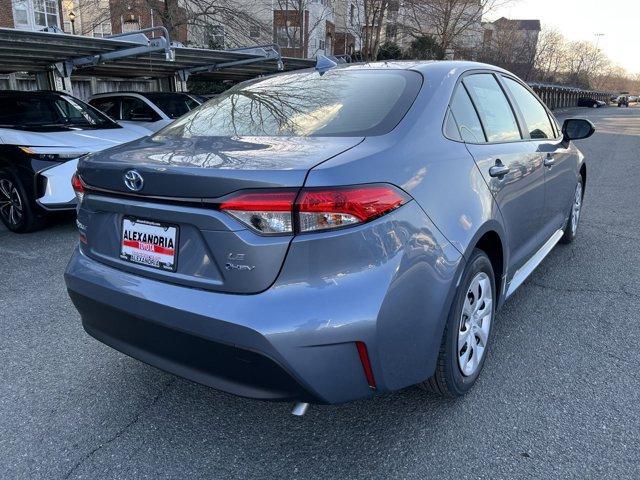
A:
328,60,511,75
91,91,191,99
0,90,69,98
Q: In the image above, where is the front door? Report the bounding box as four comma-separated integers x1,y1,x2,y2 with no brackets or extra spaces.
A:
499,75,577,240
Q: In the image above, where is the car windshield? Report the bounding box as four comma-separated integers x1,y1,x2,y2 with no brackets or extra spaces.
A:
145,93,201,119
155,69,422,138
0,94,118,130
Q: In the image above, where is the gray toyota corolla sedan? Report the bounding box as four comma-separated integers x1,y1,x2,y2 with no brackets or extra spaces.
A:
65,61,594,408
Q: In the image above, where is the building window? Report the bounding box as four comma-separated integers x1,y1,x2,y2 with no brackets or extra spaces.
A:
249,25,260,38
205,25,225,48
13,0,60,30
318,39,325,50
93,21,112,38
33,0,59,28
12,0,30,27
122,18,140,33
349,4,355,26
276,26,300,48
385,23,397,40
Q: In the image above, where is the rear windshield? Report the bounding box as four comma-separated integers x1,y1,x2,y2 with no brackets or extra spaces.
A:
156,69,422,138
144,93,200,119
0,94,118,131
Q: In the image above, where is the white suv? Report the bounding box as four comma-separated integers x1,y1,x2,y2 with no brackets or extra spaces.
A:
89,92,202,133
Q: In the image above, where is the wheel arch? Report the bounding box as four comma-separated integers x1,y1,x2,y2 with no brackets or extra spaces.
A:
462,220,508,307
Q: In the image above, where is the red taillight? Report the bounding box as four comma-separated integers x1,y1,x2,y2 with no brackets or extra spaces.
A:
355,341,376,389
217,184,408,235
297,186,408,232
71,172,84,202
219,190,297,234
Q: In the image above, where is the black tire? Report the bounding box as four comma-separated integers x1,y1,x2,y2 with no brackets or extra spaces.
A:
0,171,43,233
421,249,496,397
560,177,583,244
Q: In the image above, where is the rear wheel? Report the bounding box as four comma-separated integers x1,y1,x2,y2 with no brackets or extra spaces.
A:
560,177,583,244
422,249,495,397
0,172,41,233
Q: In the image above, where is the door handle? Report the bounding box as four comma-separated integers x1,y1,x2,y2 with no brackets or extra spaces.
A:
544,154,556,167
489,160,510,178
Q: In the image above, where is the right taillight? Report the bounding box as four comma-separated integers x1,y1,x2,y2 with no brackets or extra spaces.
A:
71,172,84,203
218,184,409,235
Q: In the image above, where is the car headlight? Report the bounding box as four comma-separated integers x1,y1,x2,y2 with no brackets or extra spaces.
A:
19,146,88,161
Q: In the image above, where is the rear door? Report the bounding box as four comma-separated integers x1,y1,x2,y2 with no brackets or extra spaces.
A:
454,72,547,273
500,75,576,237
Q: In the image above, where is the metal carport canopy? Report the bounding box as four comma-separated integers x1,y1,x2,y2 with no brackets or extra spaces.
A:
0,28,314,82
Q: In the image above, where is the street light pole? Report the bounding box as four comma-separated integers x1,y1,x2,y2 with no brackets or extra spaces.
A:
594,33,604,49
68,10,76,35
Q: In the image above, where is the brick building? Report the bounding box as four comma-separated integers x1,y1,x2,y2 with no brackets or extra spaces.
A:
1,0,63,30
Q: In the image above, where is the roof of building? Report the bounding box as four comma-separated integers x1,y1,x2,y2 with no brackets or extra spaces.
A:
493,17,542,31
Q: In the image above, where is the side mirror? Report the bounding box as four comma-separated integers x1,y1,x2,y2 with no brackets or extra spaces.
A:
562,118,595,145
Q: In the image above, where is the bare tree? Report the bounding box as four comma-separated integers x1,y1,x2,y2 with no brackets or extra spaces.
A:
72,0,266,47
356,0,389,60
271,0,335,58
532,27,566,82
402,0,514,57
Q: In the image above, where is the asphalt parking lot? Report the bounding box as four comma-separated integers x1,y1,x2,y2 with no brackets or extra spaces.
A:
1,105,639,479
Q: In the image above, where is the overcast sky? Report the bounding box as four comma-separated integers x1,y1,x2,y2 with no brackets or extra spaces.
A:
487,0,640,74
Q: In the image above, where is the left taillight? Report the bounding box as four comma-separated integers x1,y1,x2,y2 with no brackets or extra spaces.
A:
217,184,409,235
71,172,84,203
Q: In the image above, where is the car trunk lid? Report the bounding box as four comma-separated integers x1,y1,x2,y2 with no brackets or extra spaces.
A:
79,135,364,197
76,135,363,294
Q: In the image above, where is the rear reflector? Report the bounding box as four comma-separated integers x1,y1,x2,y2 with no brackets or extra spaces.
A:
217,184,409,235
355,341,376,390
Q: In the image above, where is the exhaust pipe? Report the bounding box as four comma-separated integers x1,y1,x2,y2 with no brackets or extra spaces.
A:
291,402,309,416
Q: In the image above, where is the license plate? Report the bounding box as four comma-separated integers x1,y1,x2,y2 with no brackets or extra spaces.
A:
120,217,178,271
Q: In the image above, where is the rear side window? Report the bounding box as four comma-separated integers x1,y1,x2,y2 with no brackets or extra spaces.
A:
90,98,120,119
502,77,555,139
449,86,485,143
463,74,521,142
121,97,160,122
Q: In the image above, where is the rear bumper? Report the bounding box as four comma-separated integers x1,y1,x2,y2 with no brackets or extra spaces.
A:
71,290,318,402
64,202,463,404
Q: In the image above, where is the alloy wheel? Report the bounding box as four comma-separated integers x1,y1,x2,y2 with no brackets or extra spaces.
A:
457,272,493,377
0,178,23,227
571,182,582,236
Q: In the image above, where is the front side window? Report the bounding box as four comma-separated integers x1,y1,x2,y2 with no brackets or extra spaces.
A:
449,86,485,143
156,70,422,138
463,74,521,142
503,77,555,139
0,94,117,130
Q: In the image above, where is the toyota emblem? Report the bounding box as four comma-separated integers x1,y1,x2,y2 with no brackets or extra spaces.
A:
123,170,144,192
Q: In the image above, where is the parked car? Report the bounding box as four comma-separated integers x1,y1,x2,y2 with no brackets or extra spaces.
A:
618,96,629,107
89,92,202,133
0,90,151,232
65,61,594,408
577,97,606,108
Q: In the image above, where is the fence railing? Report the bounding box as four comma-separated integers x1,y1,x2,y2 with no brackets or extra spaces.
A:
528,83,613,110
